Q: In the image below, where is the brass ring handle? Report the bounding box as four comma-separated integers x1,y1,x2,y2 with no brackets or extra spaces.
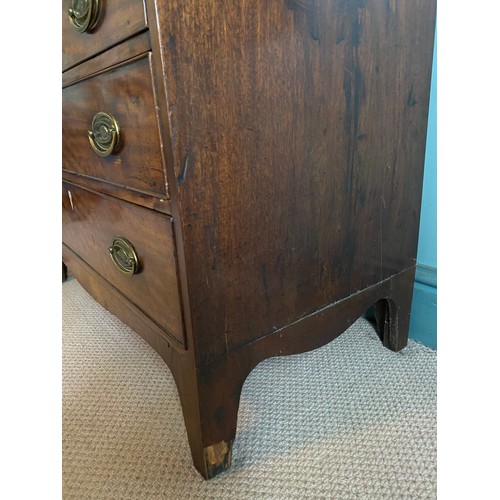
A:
68,0,101,33
88,112,121,157
108,236,139,276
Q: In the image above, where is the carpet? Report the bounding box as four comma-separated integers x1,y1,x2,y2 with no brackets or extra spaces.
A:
62,279,436,499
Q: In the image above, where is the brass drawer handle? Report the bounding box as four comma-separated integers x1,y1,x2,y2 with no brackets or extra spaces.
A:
88,112,121,157
68,0,101,33
108,236,139,276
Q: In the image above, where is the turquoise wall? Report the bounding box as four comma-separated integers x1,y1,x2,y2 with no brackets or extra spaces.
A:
416,41,437,270
409,34,437,349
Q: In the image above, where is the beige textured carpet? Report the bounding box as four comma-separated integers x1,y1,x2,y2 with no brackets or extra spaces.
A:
62,279,436,499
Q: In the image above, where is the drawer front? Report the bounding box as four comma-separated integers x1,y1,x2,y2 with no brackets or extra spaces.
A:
62,182,184,346
62,0,147,71
62,54,167,198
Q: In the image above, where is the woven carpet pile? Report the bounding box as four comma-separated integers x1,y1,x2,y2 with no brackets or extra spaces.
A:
62,279,437,499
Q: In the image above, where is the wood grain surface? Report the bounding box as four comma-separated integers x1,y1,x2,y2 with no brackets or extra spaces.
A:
62,29,151,87
154,0,437,365
62,0,436,478
62,182,184,346
62,54,168,199
62,0,147,71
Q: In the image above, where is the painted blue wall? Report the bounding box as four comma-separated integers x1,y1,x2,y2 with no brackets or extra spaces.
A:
416,42,437,270
409,34,437,349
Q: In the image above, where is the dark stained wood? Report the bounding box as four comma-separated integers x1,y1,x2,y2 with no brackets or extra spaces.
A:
62,182,184,346
62,30,151,87
61,245,214,477
62,245,186,353
62,54,168,199
62,0,436,480
193,265,417,477
190,266,416,464
144,4,196,372
154,0,436,366
62,170,172,214
63,241,417,479
62,0,148,71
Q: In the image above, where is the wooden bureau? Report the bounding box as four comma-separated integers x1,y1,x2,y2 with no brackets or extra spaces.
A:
62,0,436,479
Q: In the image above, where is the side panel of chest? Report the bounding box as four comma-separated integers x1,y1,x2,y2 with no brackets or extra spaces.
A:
155,0,436,363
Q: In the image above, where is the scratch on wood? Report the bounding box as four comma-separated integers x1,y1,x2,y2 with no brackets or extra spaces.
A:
380,199,383,280
224,315,229,354
407,83,417,107
262,264,271,312
177,154,190,184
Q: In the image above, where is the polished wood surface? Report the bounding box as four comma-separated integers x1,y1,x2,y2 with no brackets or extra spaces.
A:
191,266,416,472
62,0,147,71
155,0,436,366
62,170,171,214
62,54,168,199
62,29,151,87
62,0,436,480
62,182,184,346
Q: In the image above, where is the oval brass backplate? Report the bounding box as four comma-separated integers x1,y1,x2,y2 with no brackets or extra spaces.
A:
108,236,139,276
88,111,121,157
68,0,101,33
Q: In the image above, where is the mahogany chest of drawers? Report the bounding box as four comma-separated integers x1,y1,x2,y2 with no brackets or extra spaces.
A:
62,0,436,479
